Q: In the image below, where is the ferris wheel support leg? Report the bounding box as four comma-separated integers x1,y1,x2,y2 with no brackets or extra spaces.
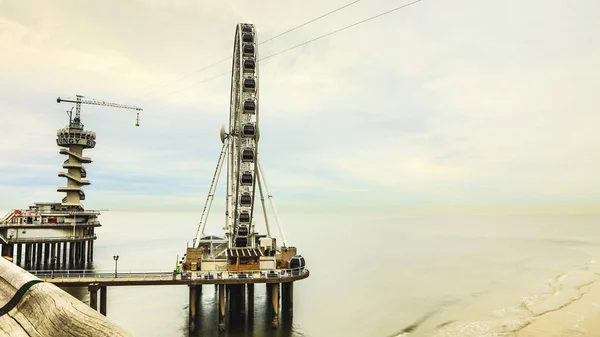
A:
257,159,287,247
194,138,230,247
256,169,272,239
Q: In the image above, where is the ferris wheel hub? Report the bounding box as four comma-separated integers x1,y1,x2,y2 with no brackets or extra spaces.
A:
220,125,227,143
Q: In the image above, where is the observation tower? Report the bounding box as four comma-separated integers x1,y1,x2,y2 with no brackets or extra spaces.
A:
0,95,141,269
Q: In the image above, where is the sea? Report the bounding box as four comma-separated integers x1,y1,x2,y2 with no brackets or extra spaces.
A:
5,210,600,337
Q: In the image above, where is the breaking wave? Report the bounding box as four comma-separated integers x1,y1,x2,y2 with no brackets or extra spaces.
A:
433,260,599,337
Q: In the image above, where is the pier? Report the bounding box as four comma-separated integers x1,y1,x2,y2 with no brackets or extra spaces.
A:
0,207,100,268
29,268,308,329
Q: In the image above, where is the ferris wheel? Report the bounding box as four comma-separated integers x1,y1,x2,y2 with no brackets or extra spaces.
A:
193,23,287,250
226,23,260,248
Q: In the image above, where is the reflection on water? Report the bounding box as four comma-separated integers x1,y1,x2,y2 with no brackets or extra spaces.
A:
62,286,90,304
190,284,296,337
62,282,298,337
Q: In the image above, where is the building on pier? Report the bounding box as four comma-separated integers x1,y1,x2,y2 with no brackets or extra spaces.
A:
0,203,100,267
0,95,141,269
0,118,102,268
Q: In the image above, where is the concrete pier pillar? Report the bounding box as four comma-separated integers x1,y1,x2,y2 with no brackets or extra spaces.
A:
282,282,293,313
189,286,198,332
99,286,107,316
25,244,31,266
247,283,254,317
197,285,202,325
80,242,84,263
16,244,22,265
30,244,35,267
49,243,55,265
89,284,99,310
75,242,80,264
65,242,70,264
227,285,245,317
86,240,91,263
55,243,61,266
43,243,50,265
218,284,226,331
61,242,67,265
240,285,246,315
75,241,80,264
31,244,36,267
36,243,42,267
270,283,280,328
90,240,94,262
43,243,48,265
69,242,75,265
4,244,14,260
81,241,86,264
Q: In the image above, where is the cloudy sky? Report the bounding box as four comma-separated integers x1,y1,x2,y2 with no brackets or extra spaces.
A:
0,0,598,213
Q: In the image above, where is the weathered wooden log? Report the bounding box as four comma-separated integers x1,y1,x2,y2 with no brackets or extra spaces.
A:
0,257,132,337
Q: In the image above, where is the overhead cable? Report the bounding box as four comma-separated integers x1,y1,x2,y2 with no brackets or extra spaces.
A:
141,0,361,97
163,0,423,97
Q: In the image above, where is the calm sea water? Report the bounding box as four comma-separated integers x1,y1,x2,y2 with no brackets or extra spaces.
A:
8,210,600,336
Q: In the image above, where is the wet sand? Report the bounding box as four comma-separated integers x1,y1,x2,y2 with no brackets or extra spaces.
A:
516,275,600,337
434,261,600,337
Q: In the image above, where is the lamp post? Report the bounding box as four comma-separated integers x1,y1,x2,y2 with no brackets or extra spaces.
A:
113,255,119,278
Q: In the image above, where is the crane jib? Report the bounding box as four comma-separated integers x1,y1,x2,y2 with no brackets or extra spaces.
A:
57,97,143,111
57,95,143,128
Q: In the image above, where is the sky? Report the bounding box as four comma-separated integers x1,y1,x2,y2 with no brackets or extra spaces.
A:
0,0,599,213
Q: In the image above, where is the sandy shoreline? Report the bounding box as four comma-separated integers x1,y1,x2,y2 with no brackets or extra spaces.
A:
516,273,600,337
433,262,600,337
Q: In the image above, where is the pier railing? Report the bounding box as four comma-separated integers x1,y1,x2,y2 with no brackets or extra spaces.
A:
28,267,309,282
1,234,97,243
0,220,100,226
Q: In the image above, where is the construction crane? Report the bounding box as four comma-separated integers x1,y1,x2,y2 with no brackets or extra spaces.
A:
57,94,143,130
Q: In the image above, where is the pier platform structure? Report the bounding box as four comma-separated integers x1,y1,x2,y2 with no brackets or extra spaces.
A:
0,96,141,270
0,204,100,268
29,267,309,328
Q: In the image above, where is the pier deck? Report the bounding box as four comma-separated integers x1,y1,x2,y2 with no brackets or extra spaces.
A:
30,268,309,287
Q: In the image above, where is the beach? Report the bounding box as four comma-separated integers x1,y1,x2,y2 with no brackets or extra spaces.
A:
434,260,600,337
516,264,600,337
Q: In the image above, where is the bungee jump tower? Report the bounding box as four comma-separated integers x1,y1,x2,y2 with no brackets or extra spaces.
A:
0,95,141,270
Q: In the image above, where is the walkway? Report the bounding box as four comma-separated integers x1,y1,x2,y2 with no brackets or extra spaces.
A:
30,268,310,286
